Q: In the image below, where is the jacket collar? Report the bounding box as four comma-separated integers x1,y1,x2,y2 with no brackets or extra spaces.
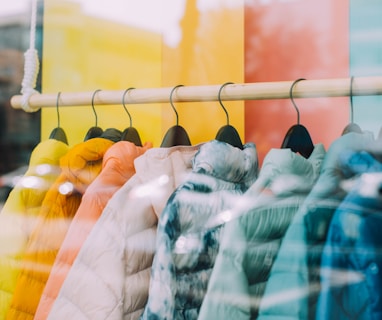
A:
192,140,259,190
250,143,326,196
101,141,152,180
59,137,114,194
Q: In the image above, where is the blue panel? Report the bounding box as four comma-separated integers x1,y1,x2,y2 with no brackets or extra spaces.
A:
350,0,382,136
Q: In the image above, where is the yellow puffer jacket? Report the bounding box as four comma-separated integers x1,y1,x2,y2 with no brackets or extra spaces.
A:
0,139,69,320
6,137,114,320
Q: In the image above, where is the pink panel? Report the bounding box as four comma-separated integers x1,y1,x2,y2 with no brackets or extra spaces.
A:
245,0,349,164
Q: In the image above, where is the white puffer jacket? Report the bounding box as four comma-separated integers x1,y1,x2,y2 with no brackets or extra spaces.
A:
47,144,201,320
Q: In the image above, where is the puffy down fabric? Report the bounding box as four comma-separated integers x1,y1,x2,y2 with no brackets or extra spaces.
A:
47,144,200,320
198,144,325,320
0,139,69,320
35,141,152,320
140,141,259,320
6,137,114,320
316,151,382,320
257,131,376,320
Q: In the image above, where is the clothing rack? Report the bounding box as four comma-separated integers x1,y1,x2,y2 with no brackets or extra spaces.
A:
10,75,382,112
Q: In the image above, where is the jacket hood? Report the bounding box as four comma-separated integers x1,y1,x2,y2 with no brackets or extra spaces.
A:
338,150,382,197
134,144,201,185
133,144,201,217
101,141,152,181
59,138,114,194
16,139,70,206
322,131,375,173
192,140,259,189
252,143,326,196
30,139,69,167
312,132,376,197
25,139,69,181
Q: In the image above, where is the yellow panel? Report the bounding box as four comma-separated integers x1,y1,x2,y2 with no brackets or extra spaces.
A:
41,0,245,147
41,0,162,146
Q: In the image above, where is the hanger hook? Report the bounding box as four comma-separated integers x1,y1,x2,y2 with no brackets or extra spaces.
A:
170,84,184,126
289,78,305,125
218,82,234,125
56,91,62,128
122,87,136,128
350,76,354,123
91,89,101,127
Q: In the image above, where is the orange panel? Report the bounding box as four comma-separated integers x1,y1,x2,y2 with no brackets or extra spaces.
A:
161,0,245,145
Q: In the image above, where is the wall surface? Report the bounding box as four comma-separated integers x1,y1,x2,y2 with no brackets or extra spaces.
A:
244,0,349,161
41,0,382,162
41,0,244,148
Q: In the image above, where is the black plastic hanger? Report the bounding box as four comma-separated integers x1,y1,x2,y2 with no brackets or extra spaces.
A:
160,85,192,147
84,89,104,141
100,128,122,142
120,87,142,146
281,78,314,159
341,76,363,135
49,92,68,144
215,82,244,150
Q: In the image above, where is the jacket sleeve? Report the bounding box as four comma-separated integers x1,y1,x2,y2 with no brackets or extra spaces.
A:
35,187,110,319
198,218,251,320
47,204,126,320
47,174,155,320
0,191,30,319
0,140,68,319
256,197,340,320
46,184,132,319
317,185,382,320
6,175,83,320
257,205,310,320
140,191,179,320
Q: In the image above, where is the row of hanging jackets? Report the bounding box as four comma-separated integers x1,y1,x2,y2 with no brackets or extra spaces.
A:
0,128,381,320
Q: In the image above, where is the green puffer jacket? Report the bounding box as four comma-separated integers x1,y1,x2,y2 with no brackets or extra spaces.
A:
258,131,376,320
198,144,326,320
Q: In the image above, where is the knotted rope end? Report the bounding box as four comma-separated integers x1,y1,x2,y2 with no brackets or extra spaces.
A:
20,48,40,112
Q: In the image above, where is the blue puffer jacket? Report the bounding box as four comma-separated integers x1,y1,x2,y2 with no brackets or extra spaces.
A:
316,151,382,320
140,140,259,320
258,131,376,320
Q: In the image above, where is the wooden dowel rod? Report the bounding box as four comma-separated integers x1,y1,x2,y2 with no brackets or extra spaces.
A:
10,76,382,112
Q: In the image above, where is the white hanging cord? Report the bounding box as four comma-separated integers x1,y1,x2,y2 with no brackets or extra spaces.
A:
20,0,40,112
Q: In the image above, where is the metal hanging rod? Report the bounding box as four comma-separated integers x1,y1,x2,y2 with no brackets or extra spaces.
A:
10,76,382,112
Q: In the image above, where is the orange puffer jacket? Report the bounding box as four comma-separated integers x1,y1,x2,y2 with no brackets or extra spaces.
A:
35,140,152,320
6,137,114,320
